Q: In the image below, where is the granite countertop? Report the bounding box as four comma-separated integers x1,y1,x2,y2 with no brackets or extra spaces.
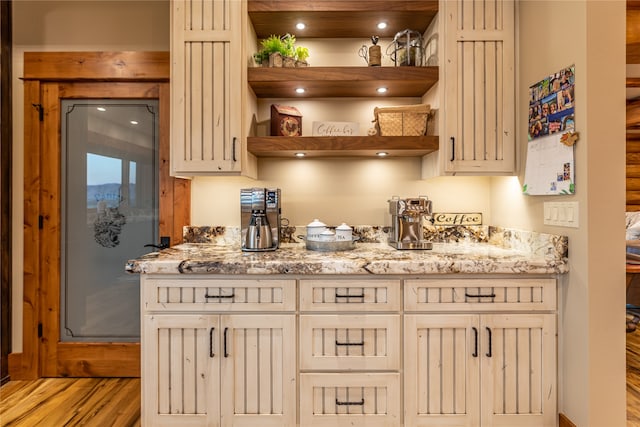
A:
126,225,569,275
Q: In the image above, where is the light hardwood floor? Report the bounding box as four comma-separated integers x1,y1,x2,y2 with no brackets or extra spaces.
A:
0,377,140,426
2,334,640,427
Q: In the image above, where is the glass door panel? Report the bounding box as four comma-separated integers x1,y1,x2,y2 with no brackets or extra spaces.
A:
60,100,158,342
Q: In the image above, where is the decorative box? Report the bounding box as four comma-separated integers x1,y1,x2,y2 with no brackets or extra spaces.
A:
271,104,302,136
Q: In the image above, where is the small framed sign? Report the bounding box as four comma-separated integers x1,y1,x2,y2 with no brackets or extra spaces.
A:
432,212,483,226
312,121,359,137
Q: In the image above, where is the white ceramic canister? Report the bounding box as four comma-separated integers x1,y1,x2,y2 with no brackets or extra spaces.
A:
318,228,336,242
306,219,327,241
335,223,352,241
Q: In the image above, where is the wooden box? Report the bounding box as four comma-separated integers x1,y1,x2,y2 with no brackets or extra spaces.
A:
271,104,302,136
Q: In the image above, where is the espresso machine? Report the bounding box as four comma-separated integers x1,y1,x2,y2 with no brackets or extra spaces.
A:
388,196,433,250
241,188,281,252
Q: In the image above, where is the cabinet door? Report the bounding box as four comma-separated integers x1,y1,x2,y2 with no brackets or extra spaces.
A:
220,315,296,427
480,314,556,427
443,0,516,174
171,0,252,176
142,314,219,427
404,315,480,427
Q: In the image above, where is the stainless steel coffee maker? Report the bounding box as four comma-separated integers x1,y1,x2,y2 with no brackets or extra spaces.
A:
241,188,281,252
388,195,433,250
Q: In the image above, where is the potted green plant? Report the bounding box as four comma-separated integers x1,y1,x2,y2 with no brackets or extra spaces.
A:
281,33,297,67
260,34,286,67
295,46,310,67
253,50,269,67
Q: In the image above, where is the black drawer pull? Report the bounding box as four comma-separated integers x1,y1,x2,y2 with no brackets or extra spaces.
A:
336,340,365,346
336,398,365,406
335,292,365,299
205,292,235,299
465,292,496,299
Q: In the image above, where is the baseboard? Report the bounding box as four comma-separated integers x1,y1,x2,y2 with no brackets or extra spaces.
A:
7,351,37,380
560,413,578,427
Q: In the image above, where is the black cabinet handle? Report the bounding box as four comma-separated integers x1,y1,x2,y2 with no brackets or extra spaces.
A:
335,340,365,346
472,327,478,358
450,137,455,161
336,398,364,406
209,327,215,358
465,292,496,299
486,327,492,358
335,291,364,299
205,292,235,299
232,137,237,162
223,327,229,358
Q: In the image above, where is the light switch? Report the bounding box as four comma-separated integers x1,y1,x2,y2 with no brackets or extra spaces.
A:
543,201,579,228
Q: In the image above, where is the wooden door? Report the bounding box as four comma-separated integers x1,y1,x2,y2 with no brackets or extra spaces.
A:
220,314,296,427
142,314,219,427
14,51,191,380
480,314,556,427
404,314,480,427
443,0,516,174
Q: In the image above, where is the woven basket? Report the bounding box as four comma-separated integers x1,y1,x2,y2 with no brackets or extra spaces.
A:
373,104,430,136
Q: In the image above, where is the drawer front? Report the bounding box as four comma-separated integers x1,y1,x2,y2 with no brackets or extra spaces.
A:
300,373,400,427
405,278,556,312
143,277,296,312
300,279,401,312
300,315,400,370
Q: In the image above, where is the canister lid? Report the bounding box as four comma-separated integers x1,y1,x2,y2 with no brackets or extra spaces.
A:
307,219,326,227
336,223,352,230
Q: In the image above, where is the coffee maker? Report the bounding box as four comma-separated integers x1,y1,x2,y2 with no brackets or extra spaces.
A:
241,188,281,252
388,196,433,250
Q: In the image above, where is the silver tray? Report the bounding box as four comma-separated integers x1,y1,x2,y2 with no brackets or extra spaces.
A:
298,236,359,252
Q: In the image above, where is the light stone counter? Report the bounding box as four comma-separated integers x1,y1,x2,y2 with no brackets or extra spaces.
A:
126,225,568,275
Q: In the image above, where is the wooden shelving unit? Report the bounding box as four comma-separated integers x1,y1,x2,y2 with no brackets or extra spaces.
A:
247,0,439,159
248,66,438,98
247,135,439,158
248,0,438,38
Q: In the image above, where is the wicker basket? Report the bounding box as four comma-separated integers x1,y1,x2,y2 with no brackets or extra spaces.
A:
373,104,430,136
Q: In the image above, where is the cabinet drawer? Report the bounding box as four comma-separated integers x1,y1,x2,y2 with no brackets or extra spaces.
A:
300,315,400,371
143,277,296,312
405,278,556,312
300,279,401,312
300,373,400,427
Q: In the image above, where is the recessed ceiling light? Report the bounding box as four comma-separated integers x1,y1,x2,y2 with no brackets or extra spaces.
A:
376,152,389,157
376,87,388,94
130,120,139,125
377,22,388,30
96,107,106,112
296,22,306,30
295,152,306,157
295,87,306,94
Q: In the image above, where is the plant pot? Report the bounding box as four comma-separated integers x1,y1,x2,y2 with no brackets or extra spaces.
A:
269,52,283,67
295,60,309,67
283,56,296,67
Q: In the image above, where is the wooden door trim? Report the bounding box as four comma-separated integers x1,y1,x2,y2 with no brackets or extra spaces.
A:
11,51,188,380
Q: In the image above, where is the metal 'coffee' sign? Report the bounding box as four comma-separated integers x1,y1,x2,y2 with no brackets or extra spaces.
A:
432,213,482,226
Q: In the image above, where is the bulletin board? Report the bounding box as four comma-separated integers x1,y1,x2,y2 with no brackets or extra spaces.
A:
523,65,576,195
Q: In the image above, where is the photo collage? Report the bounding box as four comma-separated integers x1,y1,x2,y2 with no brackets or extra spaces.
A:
528,65,575,141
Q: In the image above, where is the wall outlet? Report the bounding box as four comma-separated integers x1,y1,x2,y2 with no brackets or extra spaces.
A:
543,201,579,228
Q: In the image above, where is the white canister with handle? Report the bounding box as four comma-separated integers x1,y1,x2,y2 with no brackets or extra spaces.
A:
335,223,353,241
306,219,327,241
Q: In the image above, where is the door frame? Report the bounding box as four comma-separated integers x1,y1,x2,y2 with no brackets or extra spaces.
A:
9,51,190,379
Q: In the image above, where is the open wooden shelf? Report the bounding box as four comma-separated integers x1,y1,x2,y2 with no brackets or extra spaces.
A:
248,66,438,98
247,135,439,158
248,0,438,38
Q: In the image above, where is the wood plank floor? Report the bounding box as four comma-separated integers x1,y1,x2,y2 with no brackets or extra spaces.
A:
1,333,640,427
0,377,140,426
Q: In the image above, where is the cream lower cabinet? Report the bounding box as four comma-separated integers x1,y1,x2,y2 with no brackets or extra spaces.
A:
141,277,296,427
404,278,557,427
298,279,402,427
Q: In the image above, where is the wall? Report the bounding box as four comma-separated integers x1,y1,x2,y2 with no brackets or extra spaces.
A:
490,1,627,425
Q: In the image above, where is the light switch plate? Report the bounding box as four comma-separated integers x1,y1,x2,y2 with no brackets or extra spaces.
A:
543,201,579,228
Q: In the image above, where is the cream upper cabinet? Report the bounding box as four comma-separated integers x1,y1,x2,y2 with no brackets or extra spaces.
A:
441,0,516,174
170,0,256,177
